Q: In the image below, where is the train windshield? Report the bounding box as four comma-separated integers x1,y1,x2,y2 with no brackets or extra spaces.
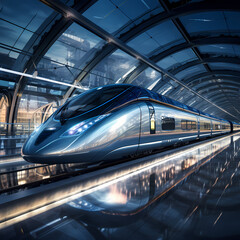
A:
55,86,129,121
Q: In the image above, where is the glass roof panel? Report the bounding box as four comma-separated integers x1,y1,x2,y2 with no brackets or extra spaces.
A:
83,0,164,35
131,68,162,89
180,12,229,37
0,0,60,75
0,19,33,49
82,0,129,34
0,18,33,70
180,11,240,38
44,23,105,70
111,0,161,20
208,62,240,72
127,33,159,55
0,0,54,32
127,20,185,56
175,64,207,80
157,48,198,70
225,11,240,32
198,44,240,57
81,49,139,88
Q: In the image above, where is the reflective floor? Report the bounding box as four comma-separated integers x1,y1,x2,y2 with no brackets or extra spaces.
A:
0,160,88,193
1,133,240,239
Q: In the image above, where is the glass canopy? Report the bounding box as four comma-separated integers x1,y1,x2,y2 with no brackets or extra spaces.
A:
127,20,185,56
1,0,240,128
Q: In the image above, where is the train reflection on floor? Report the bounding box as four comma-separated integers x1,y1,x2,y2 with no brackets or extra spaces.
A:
1,134,240,239
0,163,85,191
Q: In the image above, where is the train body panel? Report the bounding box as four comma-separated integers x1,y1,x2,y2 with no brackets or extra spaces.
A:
233,122,240,131
96,103,141,161
21,84,240,164
199,116,212,138
155,104,198,145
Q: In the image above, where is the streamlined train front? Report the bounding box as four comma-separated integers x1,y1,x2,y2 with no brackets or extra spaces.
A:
22,85,141,164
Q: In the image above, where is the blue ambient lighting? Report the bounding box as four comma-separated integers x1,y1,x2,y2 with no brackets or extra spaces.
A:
61,114,110,137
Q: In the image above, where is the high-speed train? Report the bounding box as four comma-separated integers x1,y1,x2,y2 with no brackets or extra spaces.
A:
22,84,240,164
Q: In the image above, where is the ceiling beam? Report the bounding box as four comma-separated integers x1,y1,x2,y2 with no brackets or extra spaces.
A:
124,36,240,86
170,56,240,76
151,36,240,63
183,70,240,84
188,75,240,88
196,82,240,92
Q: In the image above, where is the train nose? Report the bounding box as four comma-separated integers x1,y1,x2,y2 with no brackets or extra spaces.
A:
21,124,67,163
22,132,79,163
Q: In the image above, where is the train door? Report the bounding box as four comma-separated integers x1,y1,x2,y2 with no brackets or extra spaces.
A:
138,102,159,152
210,119,213,136
197,116,200,138
146,102,156,134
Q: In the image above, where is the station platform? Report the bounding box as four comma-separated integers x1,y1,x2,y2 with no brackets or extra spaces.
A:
0,132,240,240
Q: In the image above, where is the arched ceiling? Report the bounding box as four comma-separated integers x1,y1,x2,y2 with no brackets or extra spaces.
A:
0,0,239,123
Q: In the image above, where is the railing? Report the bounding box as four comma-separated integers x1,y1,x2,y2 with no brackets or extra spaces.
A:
0,122,38,137
0,122,39,157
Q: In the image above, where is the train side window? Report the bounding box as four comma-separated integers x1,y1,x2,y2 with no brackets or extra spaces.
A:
191,121,197,129
203,122,210,130
181,120,187,130
181,120,196,130
162,117,175,130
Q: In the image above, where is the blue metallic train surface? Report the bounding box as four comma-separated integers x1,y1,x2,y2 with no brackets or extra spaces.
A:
22,85,240,164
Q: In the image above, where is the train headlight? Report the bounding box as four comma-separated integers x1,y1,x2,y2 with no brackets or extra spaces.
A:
61,114,110,137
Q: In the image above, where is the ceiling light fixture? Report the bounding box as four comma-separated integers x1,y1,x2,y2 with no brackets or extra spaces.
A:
0,67,86,90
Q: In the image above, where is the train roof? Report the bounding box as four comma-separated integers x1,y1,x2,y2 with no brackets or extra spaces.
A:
88,84,230,123
126,85,229,122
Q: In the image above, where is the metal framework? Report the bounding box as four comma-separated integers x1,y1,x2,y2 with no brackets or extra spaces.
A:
62,0,240,103
169,57,240,76
40,0,239,122
118,0,240,43
120,0,240,119
2,0,240,128
125,36,240,85
188,75,240,85
183,70,240,84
